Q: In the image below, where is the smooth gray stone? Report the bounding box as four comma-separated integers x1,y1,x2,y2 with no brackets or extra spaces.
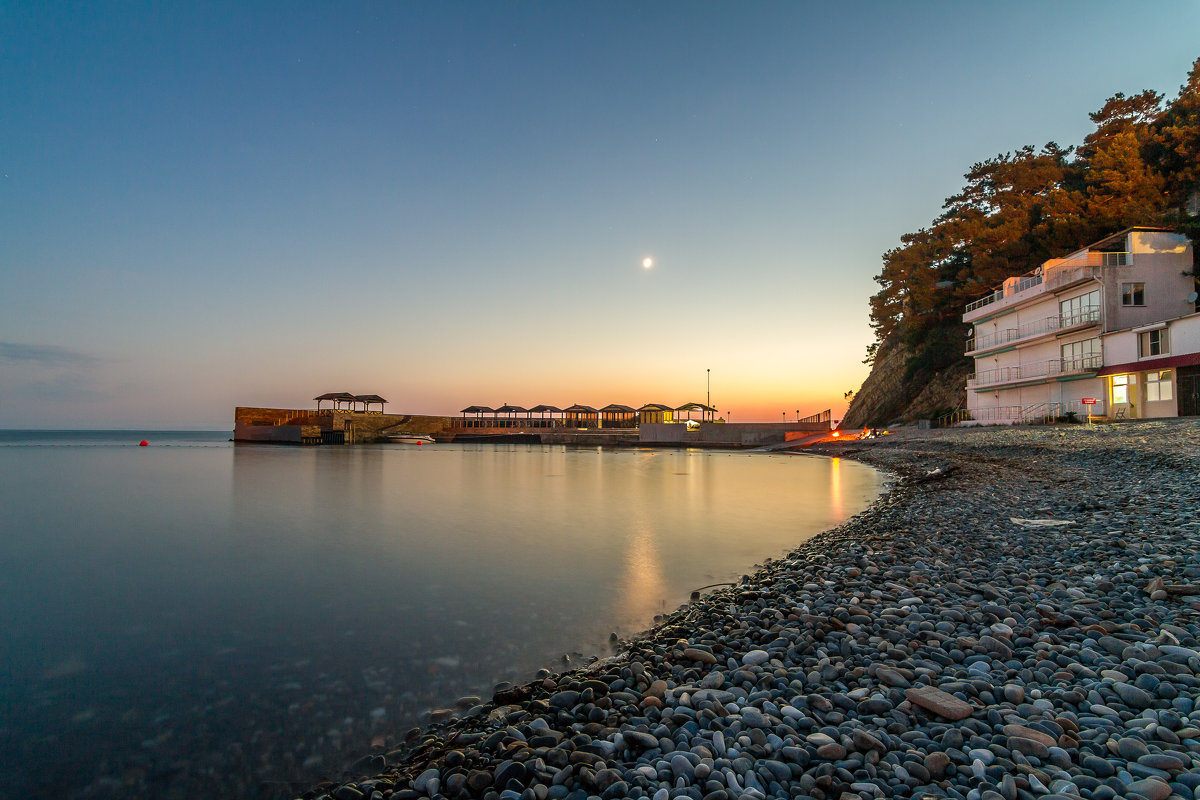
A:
1126,778,1171,800
741,650,770,667
740,707,770,729
1114,683,1154,710
1137,753,1186,771
1081,754,1116,777
1116,738,1151,760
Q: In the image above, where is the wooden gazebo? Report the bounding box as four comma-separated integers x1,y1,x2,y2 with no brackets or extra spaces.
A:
636,403,675,425
315,392,358,411
675,402,718,423
528,405,562,429
495,404,530,420
355,394,388,413
460,405,494,427
563,404,599,428
599,404,637,428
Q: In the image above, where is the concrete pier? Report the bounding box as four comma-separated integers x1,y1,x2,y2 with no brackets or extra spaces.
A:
234,407,450,445
235,406,835,447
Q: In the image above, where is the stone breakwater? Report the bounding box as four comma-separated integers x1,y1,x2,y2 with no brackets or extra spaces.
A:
303,420,1200,800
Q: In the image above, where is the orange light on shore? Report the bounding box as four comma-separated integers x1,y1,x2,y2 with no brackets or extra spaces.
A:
832,431,840,437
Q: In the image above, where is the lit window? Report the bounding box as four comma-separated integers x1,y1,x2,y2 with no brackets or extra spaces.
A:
1122,283,1145,306
1138,328,1169,357
1111,374,1134,404
1146,371,1174,402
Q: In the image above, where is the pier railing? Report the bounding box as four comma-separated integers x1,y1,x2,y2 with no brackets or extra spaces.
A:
797,409,831,425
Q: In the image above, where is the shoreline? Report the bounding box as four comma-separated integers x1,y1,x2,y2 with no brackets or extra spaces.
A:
306,420,1200,800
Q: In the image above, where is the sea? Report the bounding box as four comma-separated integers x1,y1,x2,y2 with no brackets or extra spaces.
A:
0,430,886,799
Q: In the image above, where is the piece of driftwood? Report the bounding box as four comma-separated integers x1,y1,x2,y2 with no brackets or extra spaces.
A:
913,465,958,484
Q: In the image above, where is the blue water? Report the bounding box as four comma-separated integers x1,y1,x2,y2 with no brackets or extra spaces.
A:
0,431,885,799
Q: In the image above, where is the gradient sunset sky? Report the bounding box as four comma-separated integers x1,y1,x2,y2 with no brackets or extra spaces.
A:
3,2,1198,428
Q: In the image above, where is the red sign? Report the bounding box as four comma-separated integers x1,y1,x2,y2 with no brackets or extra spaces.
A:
1081,397,1098,405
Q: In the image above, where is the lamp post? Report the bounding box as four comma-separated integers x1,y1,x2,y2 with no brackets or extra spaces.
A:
795,409,800,423
706,369,710,421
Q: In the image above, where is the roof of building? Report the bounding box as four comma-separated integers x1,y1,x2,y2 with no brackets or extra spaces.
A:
636,403,674,412
315,392,357,401
529,404,562,413
1085,226,1177,252
495,404,528,413
563,404,598,413
355,394,388,403
599,404,636,413
460,405,495,413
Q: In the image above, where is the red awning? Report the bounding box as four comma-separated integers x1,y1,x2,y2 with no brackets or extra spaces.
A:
1096,352,1200,377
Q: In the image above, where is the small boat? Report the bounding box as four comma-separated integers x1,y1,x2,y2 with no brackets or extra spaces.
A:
387,433,435,445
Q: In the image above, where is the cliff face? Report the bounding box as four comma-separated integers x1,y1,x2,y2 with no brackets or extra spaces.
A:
842,335,970,428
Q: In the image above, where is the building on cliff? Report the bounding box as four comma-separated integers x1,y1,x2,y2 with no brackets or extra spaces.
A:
962,227,1198,423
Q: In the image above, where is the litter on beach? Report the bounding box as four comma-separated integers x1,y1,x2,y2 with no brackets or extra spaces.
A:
1010,517,1075,528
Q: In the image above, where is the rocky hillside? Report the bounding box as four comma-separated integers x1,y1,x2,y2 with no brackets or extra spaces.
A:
842,334,970,427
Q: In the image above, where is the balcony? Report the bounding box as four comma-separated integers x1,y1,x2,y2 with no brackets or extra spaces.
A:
966,326,1020,353
966,306,1101,355
963,252,1124,319
967,353,1102,390
966,288,1013,314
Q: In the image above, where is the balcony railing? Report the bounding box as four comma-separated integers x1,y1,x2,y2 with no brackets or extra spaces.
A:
1051,305,1102,331
966,290,1005,313
968,353,1102,389
964,400,1107,424
964,259,1112,315
967,306,1100,353
1044,251,1129,269
966,327,1020,353
1010,273,1045,294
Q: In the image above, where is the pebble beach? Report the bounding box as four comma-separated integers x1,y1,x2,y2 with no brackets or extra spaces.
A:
305,419,1200,800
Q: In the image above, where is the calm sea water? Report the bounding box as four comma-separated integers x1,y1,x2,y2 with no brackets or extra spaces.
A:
0,431,885,799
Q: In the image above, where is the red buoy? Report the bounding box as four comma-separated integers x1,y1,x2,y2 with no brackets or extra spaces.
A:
139,440,149,447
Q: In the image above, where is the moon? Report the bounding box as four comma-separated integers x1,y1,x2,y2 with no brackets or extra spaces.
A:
642,257,653,269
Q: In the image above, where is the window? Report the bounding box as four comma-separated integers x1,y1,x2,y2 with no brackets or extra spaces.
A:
1059,290,1100,325
1061,338,1100,371
1112,374,1135,404
1122,283,1145,306
1146,371,1174,402
1139,328,1169,357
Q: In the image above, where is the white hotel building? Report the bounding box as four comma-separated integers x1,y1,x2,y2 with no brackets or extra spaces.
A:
963,227,1199,423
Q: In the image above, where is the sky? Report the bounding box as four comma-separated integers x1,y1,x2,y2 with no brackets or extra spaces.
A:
2,2,1199,428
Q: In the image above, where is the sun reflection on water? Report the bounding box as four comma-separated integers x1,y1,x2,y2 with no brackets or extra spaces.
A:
830,456,843,519
617,517,668,630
